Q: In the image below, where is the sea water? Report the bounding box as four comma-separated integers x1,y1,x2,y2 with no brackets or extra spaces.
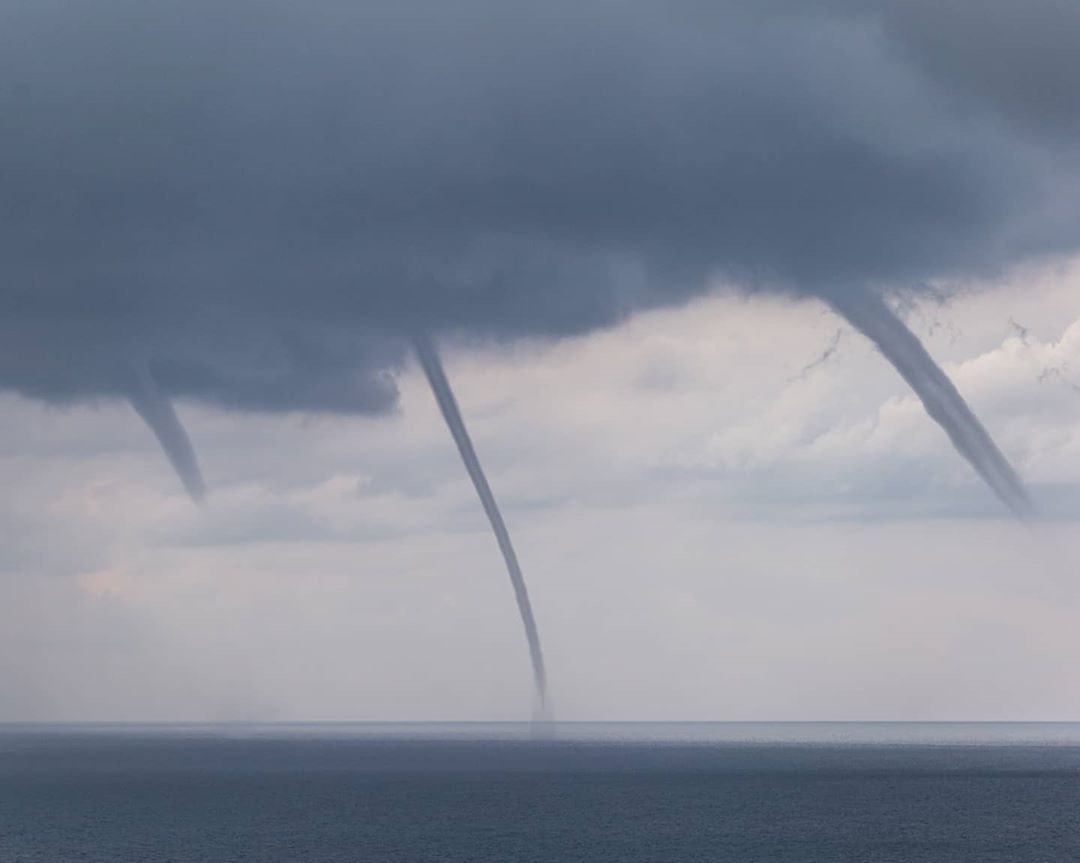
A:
2,722,1079,861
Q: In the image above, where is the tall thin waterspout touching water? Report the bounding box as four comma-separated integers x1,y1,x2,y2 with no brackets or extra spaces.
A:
413,333,550,719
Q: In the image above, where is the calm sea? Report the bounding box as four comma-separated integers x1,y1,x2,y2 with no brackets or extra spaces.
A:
2,722,1079,861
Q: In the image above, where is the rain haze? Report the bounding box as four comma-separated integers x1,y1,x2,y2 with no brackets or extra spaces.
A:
3,0,1080,722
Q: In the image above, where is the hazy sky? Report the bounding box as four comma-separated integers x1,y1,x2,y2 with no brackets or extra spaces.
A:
3,1,1080,721
2,258,1079,721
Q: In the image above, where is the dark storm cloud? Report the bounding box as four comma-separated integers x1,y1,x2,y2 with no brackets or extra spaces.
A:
1,0,1077,408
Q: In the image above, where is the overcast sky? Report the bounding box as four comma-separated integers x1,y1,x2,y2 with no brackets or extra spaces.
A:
2,257,1079,722
4,1,1080,721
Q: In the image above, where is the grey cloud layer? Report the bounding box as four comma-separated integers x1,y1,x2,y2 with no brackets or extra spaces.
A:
2,0,1077,414
884,0,1080,139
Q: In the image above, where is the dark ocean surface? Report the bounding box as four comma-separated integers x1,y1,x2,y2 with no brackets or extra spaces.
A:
2,723,1079,862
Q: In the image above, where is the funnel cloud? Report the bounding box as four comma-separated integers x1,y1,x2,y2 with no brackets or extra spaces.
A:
128,364,206,502
823,290,1034,518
